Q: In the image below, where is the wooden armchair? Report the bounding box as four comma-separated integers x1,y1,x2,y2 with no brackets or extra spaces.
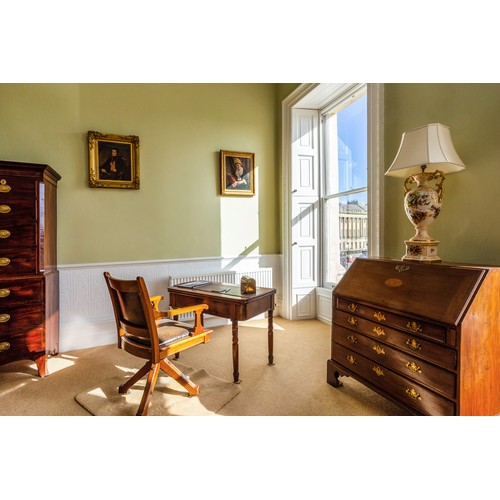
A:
103,272,212,416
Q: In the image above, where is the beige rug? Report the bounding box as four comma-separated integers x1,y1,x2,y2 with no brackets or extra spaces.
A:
75,363,240,416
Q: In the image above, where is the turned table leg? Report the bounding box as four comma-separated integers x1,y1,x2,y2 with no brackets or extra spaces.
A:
232,319,240,383
268,309,274,366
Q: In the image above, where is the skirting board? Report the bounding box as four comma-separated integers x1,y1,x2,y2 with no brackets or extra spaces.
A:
58,255,282,352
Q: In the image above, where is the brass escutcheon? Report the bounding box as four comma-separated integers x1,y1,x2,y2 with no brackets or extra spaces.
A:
0,341,11,351
373,326,385,336
372,366,384,376
0,229,10,238
346,355,357,365
373,311,386,322
0,179,11,193
0,258,10,266
406,361,422,374
347,334,357,344
347,316,358,326
407,321,422,333
406,338,422,351
347,303,358,313
372,344,385,355
406,388,421,400
0,205,11,214
0,313,10,323
0,289,10,298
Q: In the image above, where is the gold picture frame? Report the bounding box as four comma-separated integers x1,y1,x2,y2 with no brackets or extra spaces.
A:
220,150,255,196
88,131,140,189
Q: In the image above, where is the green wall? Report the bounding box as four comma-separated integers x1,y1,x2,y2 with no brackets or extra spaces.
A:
0,83,282,264
384,83,500,265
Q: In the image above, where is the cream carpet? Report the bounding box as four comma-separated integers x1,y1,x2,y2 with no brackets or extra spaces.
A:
75,363,240,416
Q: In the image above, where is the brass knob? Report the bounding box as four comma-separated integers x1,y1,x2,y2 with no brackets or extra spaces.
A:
0,313,10,323
347,316,358,326
0,289,10,298
407,321,422,333
347,303,358,313
406,361,422,374
347,334,357,344
373,311,386,322
372,366,384,376
346,355,357,365
0,341,11,351
372,344,385,355
0,205,11,214
373,326,385,336
0,258,10,266
0,230,10,238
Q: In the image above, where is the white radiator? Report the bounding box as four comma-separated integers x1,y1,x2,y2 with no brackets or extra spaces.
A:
167,268,273,321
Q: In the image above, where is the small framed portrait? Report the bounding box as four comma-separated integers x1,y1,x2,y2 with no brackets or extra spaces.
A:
88,131,140,189
220,150,255,196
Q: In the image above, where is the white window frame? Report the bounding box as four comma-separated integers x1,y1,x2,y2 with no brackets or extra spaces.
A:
281,83,384,321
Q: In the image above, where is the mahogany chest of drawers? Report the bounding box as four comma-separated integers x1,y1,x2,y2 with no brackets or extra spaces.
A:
0,160,61,377
327,258,500,416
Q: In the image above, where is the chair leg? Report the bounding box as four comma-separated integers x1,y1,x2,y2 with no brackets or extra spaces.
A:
137,363,161,416
119,362,151,394
160,359,200,396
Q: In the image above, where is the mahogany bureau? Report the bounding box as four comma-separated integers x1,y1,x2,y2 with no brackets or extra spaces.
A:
327,257,500,416
0,160,61,377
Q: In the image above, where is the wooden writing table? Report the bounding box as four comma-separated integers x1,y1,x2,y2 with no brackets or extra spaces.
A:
167,283,276,383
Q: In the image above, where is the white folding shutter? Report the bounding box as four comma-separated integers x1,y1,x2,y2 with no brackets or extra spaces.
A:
290,108,319,320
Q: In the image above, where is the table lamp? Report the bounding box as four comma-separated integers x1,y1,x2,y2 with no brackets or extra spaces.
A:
385,123,466,262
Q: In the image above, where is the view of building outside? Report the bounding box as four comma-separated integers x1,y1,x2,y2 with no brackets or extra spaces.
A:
322,92,367,285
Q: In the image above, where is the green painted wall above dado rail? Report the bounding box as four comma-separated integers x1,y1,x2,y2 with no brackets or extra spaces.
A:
1,83,498,268
1,83,297,265
384,83,500,266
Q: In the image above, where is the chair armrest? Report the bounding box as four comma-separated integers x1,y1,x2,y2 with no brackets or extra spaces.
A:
150,295,164,312
158,304,209,335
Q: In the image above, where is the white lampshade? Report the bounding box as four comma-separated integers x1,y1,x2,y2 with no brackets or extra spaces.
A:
385,123,466,178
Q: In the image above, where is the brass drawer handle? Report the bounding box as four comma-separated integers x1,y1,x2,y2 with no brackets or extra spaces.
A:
0,289,10,298
406,388,422,401
407,321,422,333
372,366,384,376
372,344,385,355
373,311,386,322
406,361,422,374
347,303,358,313
0,179,11,193
347,334,357,344
406,338,422,351
0,341,10,351
347,316,358,326
373,326,385,336
346,355,357,365
0,258,10,266
0,229,10,238
0,205,11,214
0,313,11,323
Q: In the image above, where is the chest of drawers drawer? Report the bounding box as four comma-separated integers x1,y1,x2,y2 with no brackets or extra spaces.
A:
0,175,37,199
0,223,37,248
0,278,43,306
333,343,456,416
0,198,37,220
333,325,456,399
333,308,456,370
0,303,44,334
336,297,447,343
0,248,37,275
0,327,45,363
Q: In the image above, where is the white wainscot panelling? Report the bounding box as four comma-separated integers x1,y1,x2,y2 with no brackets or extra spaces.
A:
58,255,282,352
316,287,333,324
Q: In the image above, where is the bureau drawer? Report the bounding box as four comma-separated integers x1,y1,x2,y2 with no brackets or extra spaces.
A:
0,248,37,275
335,296,447,343
0,175,37,199
0,198,37,220
0,278,43,306
0,327,45,365
0,303,43,334
0,222,37,248
333,344,456,416
333,325,456,399
333,309,456,370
